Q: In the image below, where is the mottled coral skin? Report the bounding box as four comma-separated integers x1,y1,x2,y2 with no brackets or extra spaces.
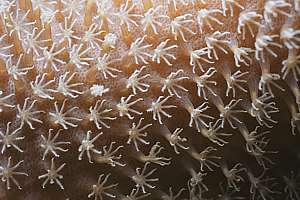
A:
0,0,300,200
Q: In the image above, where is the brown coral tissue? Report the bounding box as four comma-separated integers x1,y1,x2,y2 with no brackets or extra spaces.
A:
1,0,300,199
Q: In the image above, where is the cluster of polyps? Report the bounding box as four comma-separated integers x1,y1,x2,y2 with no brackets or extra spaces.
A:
0,0,300,200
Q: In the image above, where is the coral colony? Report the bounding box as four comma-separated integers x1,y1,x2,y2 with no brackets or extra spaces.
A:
1,0,300,199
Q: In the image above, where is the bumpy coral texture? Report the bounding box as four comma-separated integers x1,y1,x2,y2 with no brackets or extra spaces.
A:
0,0,300,199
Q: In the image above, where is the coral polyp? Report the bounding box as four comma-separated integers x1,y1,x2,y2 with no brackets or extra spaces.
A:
0,0,300,200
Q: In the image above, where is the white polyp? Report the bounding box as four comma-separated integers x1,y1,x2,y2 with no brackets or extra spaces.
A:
255,33,282,62
37,43,66,71
95,53,121,79
7,9,35,40
140,142,171,166
194,67,218,100
114,0,142,31
69,44,93,69
140,6,168,35
228,39,254,67
166,128,189,154
190,146,220,171
127,117,151,151
78,130,102,163
94,0,114,25
117,95,143,119
259,72,285,97
16,98,45,129
197,9,223,33
132,162,158,193
56,17,81,48
88,174,118,199
189,47,214,73
264,0,292,25
31,0,57,23
40,129,70,160
55,72,83,98
188,169,208,192
282,49,300,80
283,171,300,200
221,0,244,16
170,14,196,42
0,122,24,154
102,33,118,49
167,0,188,10
189,102,214,131
161,69,189,98
38,158,66,190
95,142,125,167
61,0,85,18
0,34,13,59
237,10,262,40
225,70,249,97
280,27,300,49
6,54,34,81
205,31,230,60
128,35,152,64
125,188,151,199
0,157,28,190
200,120,232,146
89,100,116,129
152,39,178,66
126,66,150,94
0,91,15,112
219,99,246,129
161,187,186,200
221,163,246,191
295,0,300,13
186,0,207,5
291,111,300,135
22,28,50,57
82,23,104,50
250,93,279,128
30,73,55,100
49,99,82,130
146,96,176,124
90,84,110,97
